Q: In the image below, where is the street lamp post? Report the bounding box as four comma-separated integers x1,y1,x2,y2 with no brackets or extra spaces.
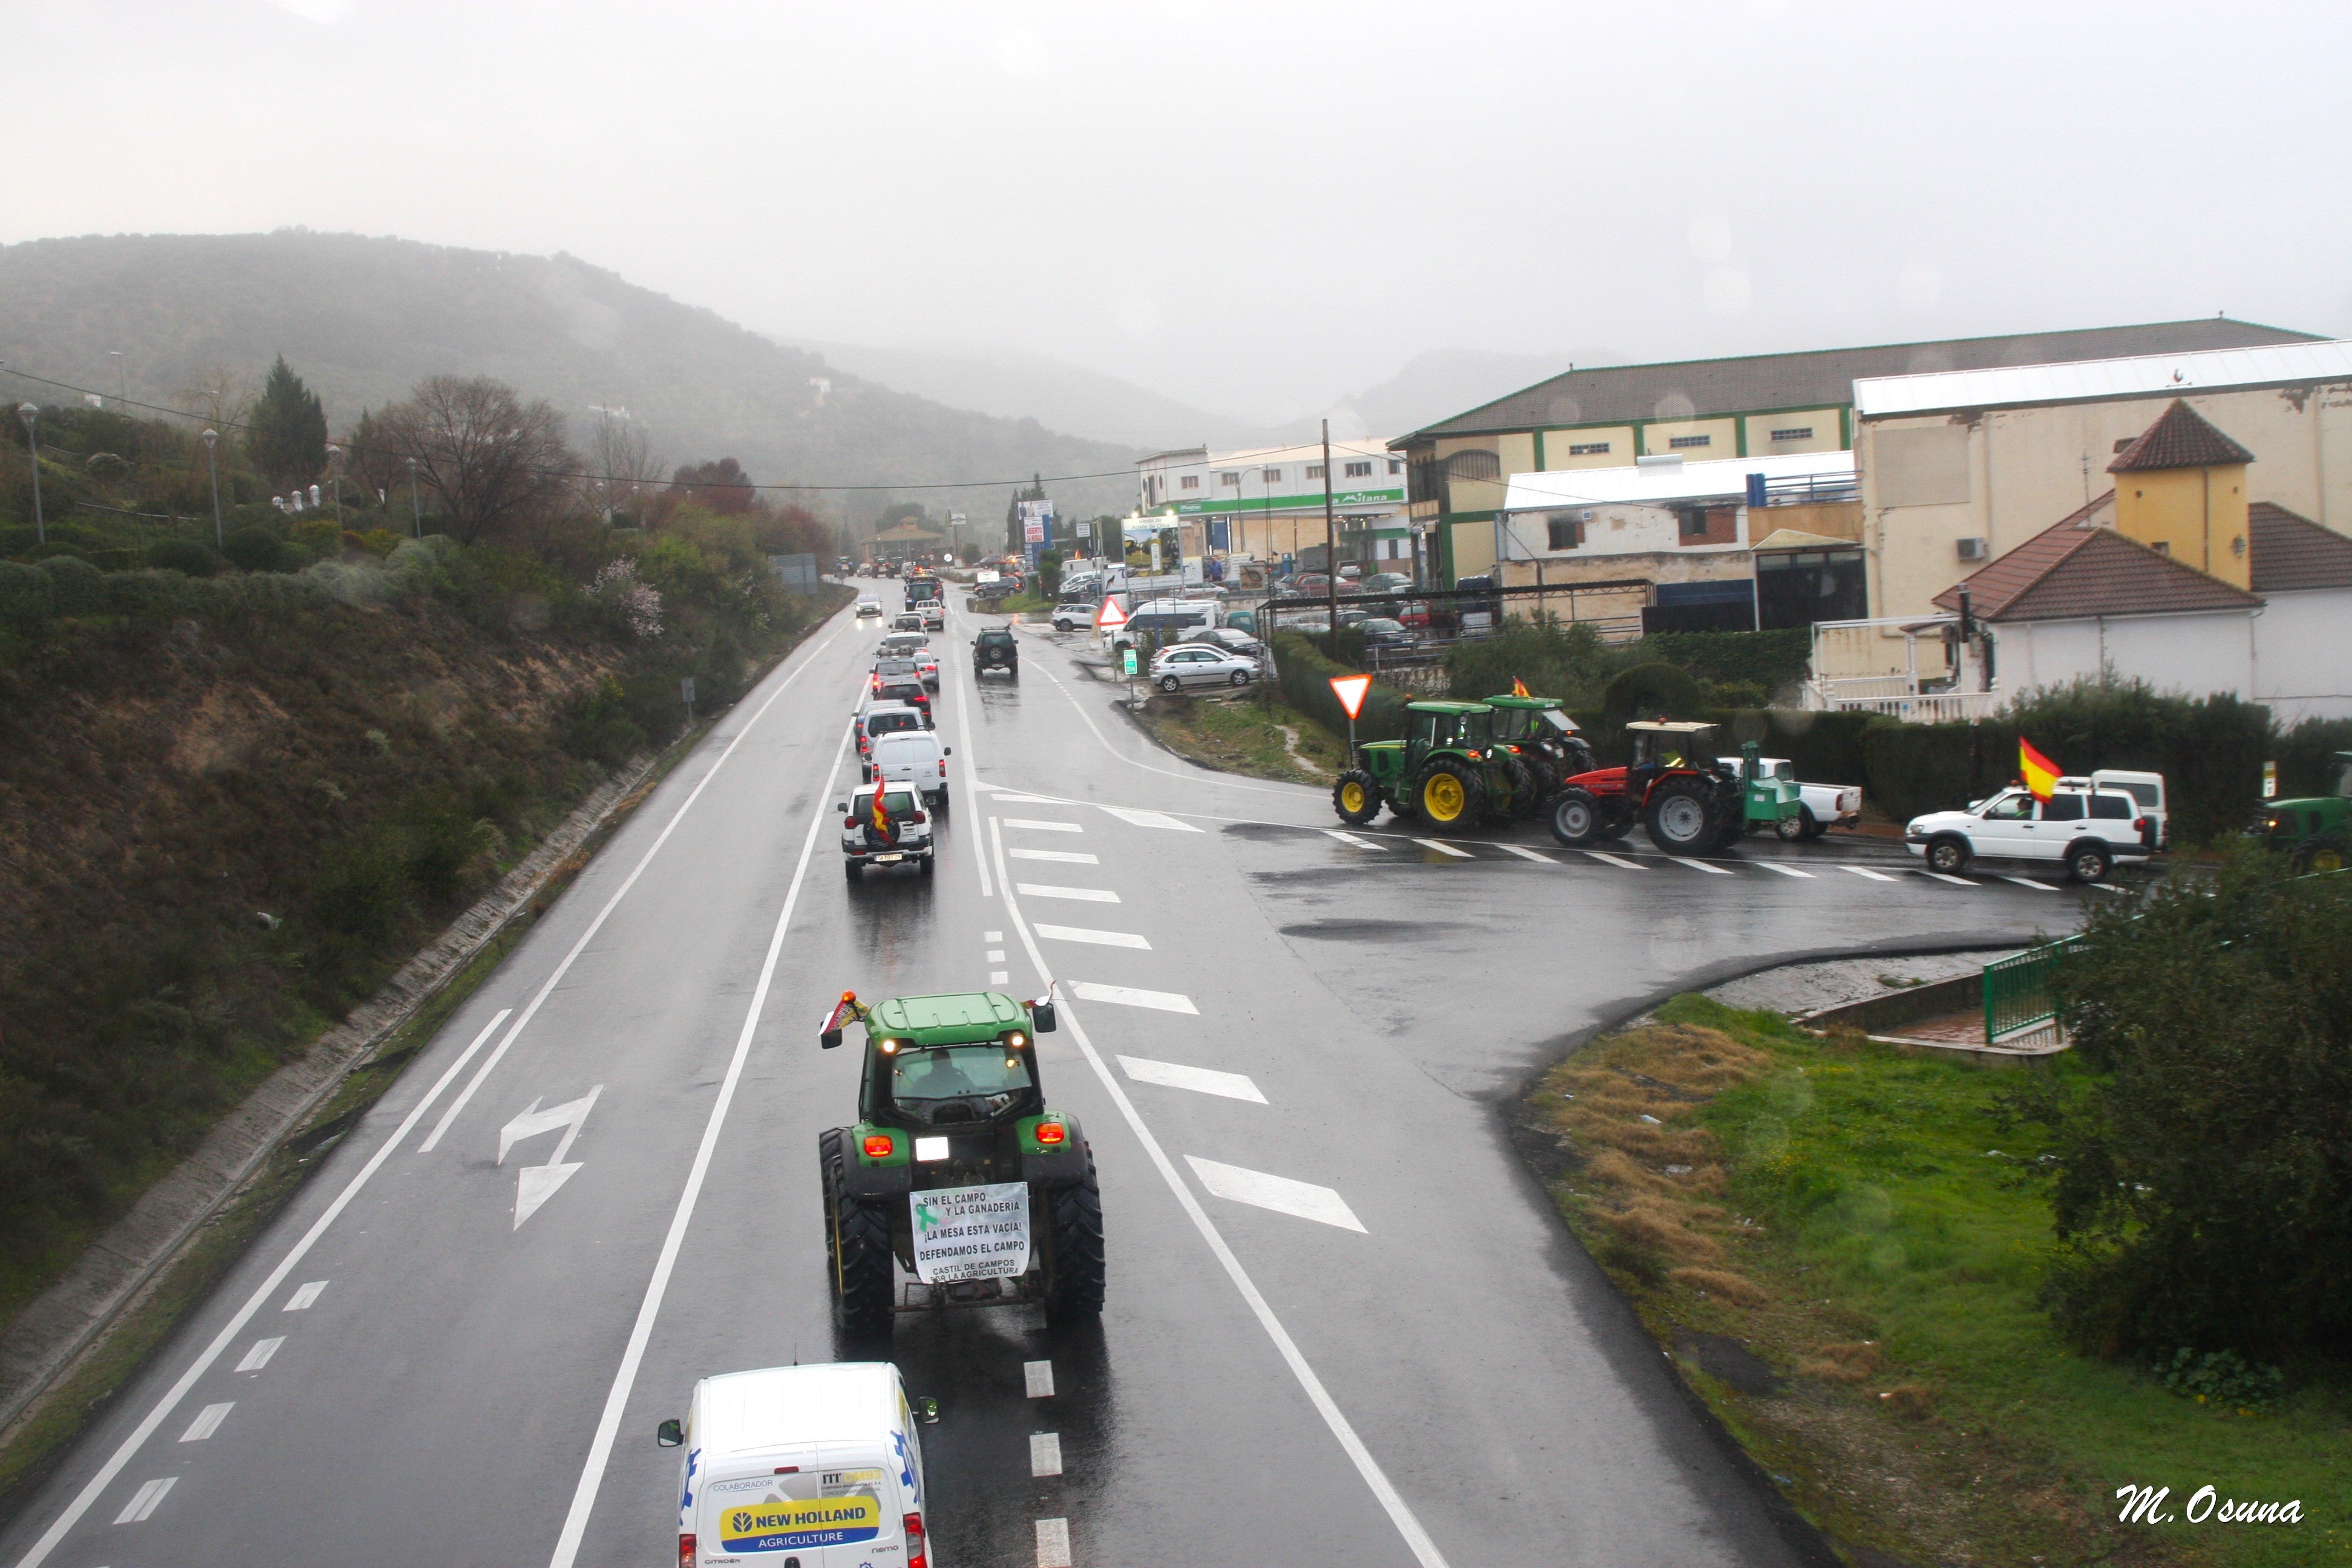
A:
200,428,223,547
405,457,422,538
17,403,44,545
325,443,344,527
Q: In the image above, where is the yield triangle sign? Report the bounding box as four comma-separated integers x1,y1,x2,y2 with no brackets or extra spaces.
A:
1328,674,1373,719
1095,596,1129,632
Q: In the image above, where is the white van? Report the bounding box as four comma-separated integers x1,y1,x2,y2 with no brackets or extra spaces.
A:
2056,769,2168,849
661,1362,938,1567
870,730,950,812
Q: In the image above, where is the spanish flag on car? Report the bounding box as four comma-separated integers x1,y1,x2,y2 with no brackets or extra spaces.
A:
2019,738,2062,802
870,786,893,838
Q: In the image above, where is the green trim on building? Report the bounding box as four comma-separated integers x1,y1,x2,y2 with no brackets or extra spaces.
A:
1839,405,1852,449
1735,419,1749,459
1171,486,1403,516
1532,429,1547,471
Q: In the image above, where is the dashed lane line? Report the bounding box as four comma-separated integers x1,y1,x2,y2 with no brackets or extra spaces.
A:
1018,884,1121,903
1068,982,1197,1014
1025,1360,1055,1398
1036,1516,1073,1568
1584,850,1645,871
233,1338,282,1373
1753,861,1814,878
281,1281,327,1311
987,949,1006,962
1410,837,1474,858
2003,876,2059,890
1494,844,1554,863
1101,806,1200,831
1033,924,1151,950
1004,818,1085,833
1008,848,1099,864
1186,1156,1367,1233
1920,870,1979,886
178,1403,232,1443
111,1477,174,1526
1119,1056,1267,1103
1842,864,1900,883
1666,857,1733,875
1324,829,1382,849
990,972,1010,985
1030,1432,1064,1478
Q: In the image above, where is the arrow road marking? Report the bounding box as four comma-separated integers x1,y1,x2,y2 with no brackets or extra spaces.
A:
1186,1155,1366,1232
1120,1056,1265,1103
499,1086,604,1230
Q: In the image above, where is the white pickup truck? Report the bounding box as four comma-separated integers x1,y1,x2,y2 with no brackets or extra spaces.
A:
1720,756,1862,841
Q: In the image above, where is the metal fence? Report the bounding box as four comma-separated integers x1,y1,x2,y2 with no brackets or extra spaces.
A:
1982,936,2087,1044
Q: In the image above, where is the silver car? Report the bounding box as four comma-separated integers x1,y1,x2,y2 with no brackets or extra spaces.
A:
1149,642,1258,691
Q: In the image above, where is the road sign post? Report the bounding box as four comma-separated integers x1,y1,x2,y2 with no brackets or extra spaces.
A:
1329,674,1372,768
680,675,697,724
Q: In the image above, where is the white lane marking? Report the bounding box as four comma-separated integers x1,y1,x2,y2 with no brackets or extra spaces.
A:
1101,806,1200,831
1021,656,1307,797
1410,837,1474,858
1842,864,1900,883
985,930,1003,941
1920,870,1979,886
408,1011,509,1152
545,719,854,1568
234,1338,283,1373
1017,884,1121,903
991,794,1063,804
1494,843,1553,863
111,1478,174,1526
950,631,991,898
178,1403,232,1443
281,1281,327,1312
987,949,1006,962
1025,1359,1056,1398
1753,860,1814,878
1008,848,1098,864
1029,1432,1063,1478
6,953,514,1568
1034,924,1151,949
1119,1056,1266,1104
1666,857,1733,875
990,972,1010,985
1585,850,1645,871
1069,982,1197,1015
1186,1156,1367,1232
1005,818,1083,833
988,822,1451,1568
416,627,841,1154
498,1086,604,1230
2003,875,2057,890
1324,829,1380,849
1036,1517,1073,1568
2092,882,2128,893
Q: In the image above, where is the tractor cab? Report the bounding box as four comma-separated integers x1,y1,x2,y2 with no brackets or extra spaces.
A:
1547,719,1795,855
2252,750,2352,872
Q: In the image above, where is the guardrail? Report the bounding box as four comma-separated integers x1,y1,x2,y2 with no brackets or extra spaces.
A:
1983,936,2087,1044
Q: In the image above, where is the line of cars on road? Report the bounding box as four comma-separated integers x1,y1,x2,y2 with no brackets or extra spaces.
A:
844,616,952,883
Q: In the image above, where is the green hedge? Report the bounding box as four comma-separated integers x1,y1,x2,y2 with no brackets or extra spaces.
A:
1273,632,1410,742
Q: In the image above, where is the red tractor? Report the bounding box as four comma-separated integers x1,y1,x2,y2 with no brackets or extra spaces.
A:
1547,720,1749,855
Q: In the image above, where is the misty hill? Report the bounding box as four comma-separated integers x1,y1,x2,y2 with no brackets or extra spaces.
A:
0,232,1142,525
1309,347,1628,443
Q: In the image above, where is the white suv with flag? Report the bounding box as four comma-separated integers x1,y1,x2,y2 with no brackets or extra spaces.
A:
1904,785,2154,883
840,783,935,881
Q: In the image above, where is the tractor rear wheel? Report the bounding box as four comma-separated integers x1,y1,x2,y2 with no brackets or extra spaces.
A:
2291,834,2348,874
820,1132,895,1338
1333,770,1380,825
1494,751,1539,820
1643,776,1722,854
1550,788,1604,846
1413,759,1485,832
1042,1160,1106,1327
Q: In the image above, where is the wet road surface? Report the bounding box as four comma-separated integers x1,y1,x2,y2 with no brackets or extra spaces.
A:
3,580,2092,1568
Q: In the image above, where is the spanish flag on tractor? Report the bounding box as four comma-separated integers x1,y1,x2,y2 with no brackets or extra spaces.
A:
1511,677,1530,697
2019,738,2062,801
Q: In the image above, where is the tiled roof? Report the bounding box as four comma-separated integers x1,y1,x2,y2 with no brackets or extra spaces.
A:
1397,318,2321,443
2108,399,2257,472
2249,502,2352,592
1932,492,2112,618
1934,491,2261,621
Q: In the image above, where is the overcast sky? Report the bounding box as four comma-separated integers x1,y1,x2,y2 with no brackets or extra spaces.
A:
5,1,2348,427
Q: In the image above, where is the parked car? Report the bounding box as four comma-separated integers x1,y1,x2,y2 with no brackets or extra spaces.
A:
1393,598,1458,635
869,728,952,809
1178,626,1267,659
855,595,883,618
1357,617,1417,651
1050,601,1099,632
1904,785,2154,882
1719,756,1862,840
2055,769,2168,849
1149,642,1258,691
1360,571,1415,595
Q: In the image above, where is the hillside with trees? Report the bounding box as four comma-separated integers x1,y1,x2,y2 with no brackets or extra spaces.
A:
0,230,1141,528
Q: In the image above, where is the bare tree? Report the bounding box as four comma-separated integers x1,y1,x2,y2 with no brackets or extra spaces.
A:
584,407,664,521
177,365,256,435
371,376,578,543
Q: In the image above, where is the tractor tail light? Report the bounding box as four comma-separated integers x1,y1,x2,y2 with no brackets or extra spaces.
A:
863,1133,895,1158
905,1514,927,1568
1035,1120,1067,1145
678,1532,696,1568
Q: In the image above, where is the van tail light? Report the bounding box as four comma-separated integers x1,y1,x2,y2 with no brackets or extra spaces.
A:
939,759,947,776
905,1514,927,1568
678,1532,696,1568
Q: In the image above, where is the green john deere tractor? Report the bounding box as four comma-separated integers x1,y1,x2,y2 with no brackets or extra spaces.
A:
1332,699,1538,831
1483,693,1597,818
817,988,1103,1338
2251,750,2352,872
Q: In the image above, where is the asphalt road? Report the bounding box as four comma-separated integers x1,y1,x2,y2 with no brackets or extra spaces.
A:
2,579,2093,1568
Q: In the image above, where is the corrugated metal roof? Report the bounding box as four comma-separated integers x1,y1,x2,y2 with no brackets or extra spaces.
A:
1855,339,2352,419
1502,448,1853,512
2249,502,2352,592
1396,319,2320,443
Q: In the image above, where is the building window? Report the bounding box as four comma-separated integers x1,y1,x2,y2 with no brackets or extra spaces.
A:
1263,468,1282,483
1547,514,1583,550
1344,460,1371,477
1668,434,1712,449
1179,475,1200,490
1769,426,1814,442
1568,440,1611,457
1305,464,1325,480
1388,459,1403,474
2150,540,2170,556
1218,471,1240,486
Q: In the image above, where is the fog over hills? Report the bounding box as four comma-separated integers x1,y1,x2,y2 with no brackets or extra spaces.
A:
0,231,1143,526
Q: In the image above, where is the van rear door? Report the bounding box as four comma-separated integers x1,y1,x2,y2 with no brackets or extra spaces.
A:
813,1445,910,1566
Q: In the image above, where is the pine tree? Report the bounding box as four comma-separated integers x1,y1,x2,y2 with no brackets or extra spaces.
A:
247,354,329,488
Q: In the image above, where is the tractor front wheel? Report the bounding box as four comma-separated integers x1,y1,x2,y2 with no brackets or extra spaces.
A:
1333,770,1381,825
1413,759,1484,832
1550,787,1605,846
1643,777,1722,855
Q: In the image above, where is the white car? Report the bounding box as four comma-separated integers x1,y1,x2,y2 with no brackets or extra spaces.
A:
1719,756,1861,841
871,730,952,811
2056,769,2168,849
840,781,935,879
1148,642,1257,691
1050,601,1099,632
1904,785,2154,883
855,595,884,618
920,602,945,631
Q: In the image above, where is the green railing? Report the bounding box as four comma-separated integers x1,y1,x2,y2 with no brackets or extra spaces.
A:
1983,936,2088,1044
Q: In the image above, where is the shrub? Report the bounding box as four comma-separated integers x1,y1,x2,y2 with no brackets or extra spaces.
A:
39,555,108,618
0,560,54,629
1601,662,1706,730
222,524,304,573
2004,849,2352,1358
2004,678,2267,843
2275,715,2352,800
1444,616,1615,706
1641,627,1812,697
147,538,227,577
1272,632,1410,742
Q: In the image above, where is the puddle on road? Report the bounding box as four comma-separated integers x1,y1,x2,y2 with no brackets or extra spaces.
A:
1277,918,1471,942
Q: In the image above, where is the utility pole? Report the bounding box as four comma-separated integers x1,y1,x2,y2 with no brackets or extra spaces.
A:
17,404,44,545
201,427,223,547
327,442,344,527
1322,418,1338,637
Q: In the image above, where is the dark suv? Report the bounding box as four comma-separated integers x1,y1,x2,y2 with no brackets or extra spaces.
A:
973,627,1019,680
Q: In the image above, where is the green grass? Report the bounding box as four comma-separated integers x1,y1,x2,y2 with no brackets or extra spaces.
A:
1131,690,1350,785
1532,996,2350,1568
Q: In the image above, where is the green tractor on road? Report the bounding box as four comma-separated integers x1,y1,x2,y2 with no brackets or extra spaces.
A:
1481,693,1597,812
817,988,1103,1338
2252,751,2352,872
1332,699,1539,831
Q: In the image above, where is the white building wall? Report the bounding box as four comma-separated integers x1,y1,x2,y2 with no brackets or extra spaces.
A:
1999,610,2257,701
2253,589,2352,722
